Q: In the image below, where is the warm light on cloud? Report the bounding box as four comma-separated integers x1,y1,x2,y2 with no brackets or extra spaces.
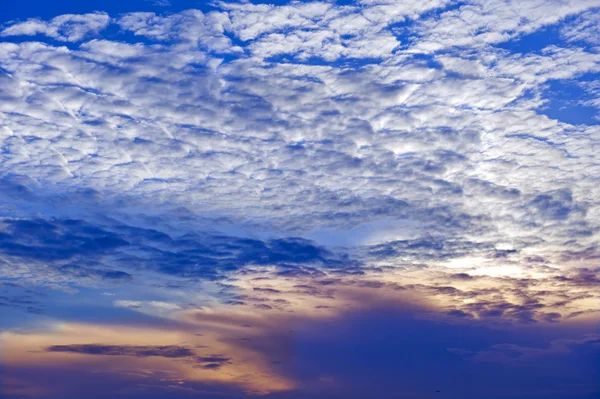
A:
1,322,294,396
1,0,599,397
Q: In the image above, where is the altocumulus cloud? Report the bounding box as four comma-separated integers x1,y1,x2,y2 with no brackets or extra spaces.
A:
0,1,600,398
0,0,597,312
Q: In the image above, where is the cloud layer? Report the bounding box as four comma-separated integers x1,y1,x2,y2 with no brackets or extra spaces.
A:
1,1,599,398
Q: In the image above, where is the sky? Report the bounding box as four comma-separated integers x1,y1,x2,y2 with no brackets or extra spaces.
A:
0,0,599,398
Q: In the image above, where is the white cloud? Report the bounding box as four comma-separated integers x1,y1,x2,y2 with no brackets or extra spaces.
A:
117,10,242,53
561,9,600,47
222,0,450,61
0,3,599,300
410,0,600,53
1,12,110,42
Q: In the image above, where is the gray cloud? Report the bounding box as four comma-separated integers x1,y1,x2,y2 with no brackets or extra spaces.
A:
46,344,195,358
46,344,234,370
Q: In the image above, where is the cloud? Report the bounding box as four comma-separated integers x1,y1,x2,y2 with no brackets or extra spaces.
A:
0,2,599,397
1,12,110,42
410,0,600,53
146,0,171,7
196,354,232,370
467,333,600,364
1,8,598,258
117,10,241,53
46,344,196,358
0,215,346,292
528,188,584,221
0,3,598,322
561,9,600,47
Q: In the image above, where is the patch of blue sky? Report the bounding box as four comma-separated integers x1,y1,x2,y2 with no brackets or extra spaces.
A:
497,12,599,55
100,23,171,46
410,53,444,69
497,25,563,54
538,74,600,126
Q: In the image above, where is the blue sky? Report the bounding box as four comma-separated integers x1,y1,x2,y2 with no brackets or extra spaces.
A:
0,1,599,398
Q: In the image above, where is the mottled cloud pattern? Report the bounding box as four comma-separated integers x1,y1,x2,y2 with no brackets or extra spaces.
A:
0,1,599,398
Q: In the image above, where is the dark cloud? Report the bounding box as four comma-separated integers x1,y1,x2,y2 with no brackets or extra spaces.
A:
195,354,232,370
0,217,347,287
558,268,600,286
446,309,474,318
57,264,133,282
253,287,282,294
46,344,195,358
450,273,474,280
0,218,129,261
0,283,45,315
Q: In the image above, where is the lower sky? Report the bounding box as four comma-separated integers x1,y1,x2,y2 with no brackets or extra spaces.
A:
0,1,599,398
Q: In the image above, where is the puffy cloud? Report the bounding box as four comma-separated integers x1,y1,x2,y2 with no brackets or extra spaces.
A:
0,5,599,293
0,2,599,397
117,10,242,53
1,12,110,42
410,0,600,53
221,0,451,61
